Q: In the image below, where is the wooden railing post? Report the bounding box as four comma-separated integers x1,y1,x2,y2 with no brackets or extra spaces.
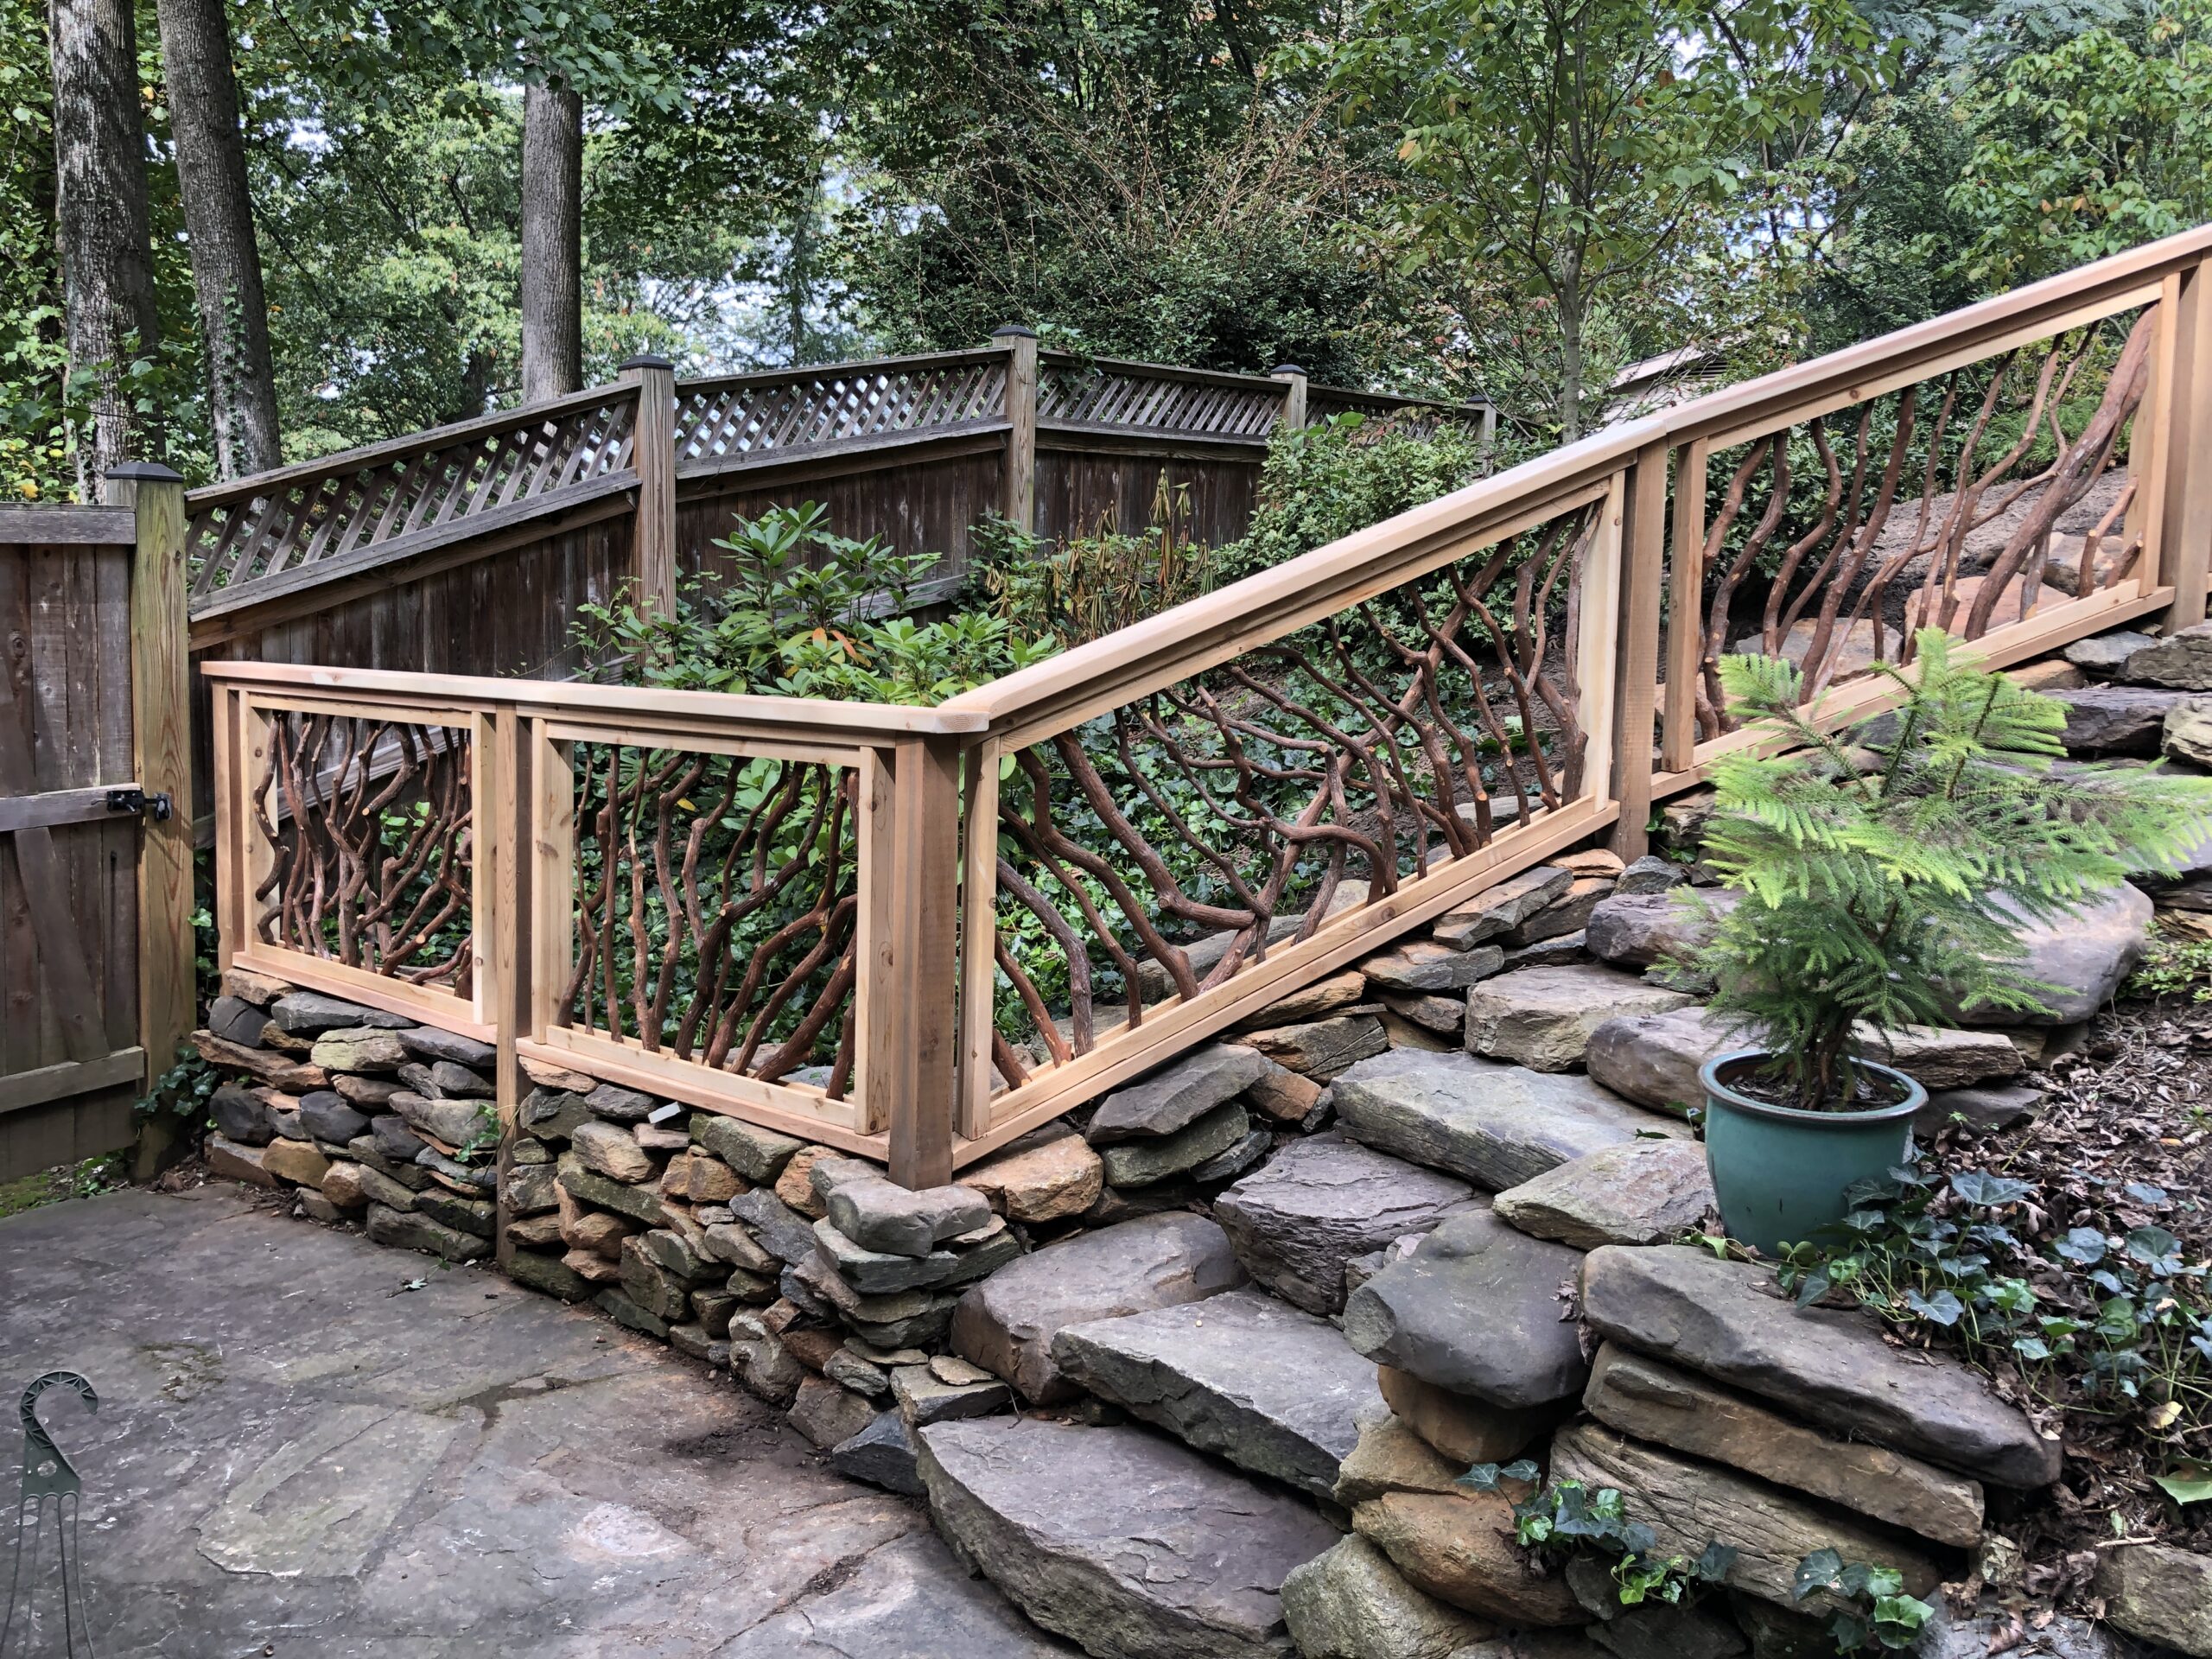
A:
105,462,194,1092
486,705,525,1272
994,326,1039,534
1610,442,1671,861
619,353,677,620
1270,364,1308,432
2159,259,2212,629
880,734,963,1189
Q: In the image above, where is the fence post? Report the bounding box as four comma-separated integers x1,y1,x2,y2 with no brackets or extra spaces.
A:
104,462,194,1100
1269,365,1308,432
882,734,963,1190
1610,442,1671,861
486,707,525,1274
2159,259,2212,629
994,326,1038,534
619,353,678,621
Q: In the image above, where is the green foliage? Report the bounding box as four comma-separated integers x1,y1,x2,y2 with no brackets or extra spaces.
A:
1461,1464,1738,1608
1778,1156,2212,1438
1692,630,2212,1111
1793,1549,1934,1652
137,1039,220,1126
970,486,1218,649
2126,932,2212,1003
1214,412,1493,580
1947,0,2212,289
575,502,1056,702
1306,0,1893,438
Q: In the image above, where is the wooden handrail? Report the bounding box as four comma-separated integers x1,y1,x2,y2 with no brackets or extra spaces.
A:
945,221,2212,736
199,658,988,740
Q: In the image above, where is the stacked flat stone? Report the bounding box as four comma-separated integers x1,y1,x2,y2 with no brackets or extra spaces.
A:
196,975,498,1262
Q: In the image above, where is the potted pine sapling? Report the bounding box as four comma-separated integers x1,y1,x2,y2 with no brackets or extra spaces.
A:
1688,629,2212,1255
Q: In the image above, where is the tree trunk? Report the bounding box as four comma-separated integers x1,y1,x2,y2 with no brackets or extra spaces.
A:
47,0,163,488
156,0,281,478
520,81,582,402
1558,274,1586,444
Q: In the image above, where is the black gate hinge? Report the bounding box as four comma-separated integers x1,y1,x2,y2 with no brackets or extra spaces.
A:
106,787,173,822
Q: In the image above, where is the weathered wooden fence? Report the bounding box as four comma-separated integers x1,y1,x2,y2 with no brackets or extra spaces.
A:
1,467,194,1181
180,342,1488,829
201,224,2212,1190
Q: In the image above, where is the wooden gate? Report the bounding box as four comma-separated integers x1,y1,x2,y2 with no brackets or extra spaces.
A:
0,467,194,1182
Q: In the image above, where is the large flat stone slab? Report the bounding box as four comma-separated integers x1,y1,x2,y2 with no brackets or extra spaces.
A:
1431,866,1575,950
950,1212,1244,1403
1344,1209,1589,1408
1548,1422,1942,1611
2096,1543,2212,1657
2050,684,2193,753
1491,1139,1713,1249
1585,892,1733,969
1585,1005,1733,1114
2124,621,2212,690
1281,1534,1497,1659
1214,1134,1477,1314
916,1415,1339,1659
1051,1288,1384,1500
1088,1045,1271,1142
1352,1490,1584,1624
1465,965,1698,1071
1584,1344,1984,1548
1579,1245,2060,1487
1332,1048,1686,1191
1951,885,2152,1027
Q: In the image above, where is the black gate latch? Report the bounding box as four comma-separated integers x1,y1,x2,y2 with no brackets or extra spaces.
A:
106,787,173,822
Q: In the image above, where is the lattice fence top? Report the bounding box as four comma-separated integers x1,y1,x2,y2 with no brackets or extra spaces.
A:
1037,359,1284,439
673,353,1008,467
187,389,638,597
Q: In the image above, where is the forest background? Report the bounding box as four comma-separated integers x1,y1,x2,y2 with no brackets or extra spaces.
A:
8,0,2212,502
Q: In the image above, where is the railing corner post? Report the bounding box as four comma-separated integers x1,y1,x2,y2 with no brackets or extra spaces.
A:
1269,364,1308,432
618,353,678,623
993,326,1039,536
104,461,194,1096
885,733,963,1190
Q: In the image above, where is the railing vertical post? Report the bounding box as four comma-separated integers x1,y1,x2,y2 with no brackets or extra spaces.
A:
1661,439,1707,774
1270,365,1308,431
2159,259,2212,629
995,326,1039,534
1610,442,1672,861
882,734,963,1190
105,462,194,1095
486,707,525,1272
957,739,1002,1141
619,353,678,621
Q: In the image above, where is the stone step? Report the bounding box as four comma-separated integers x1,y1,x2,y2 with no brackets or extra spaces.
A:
950,1211,1245,1404
1213,1133,1478,1315
915,1414,1340,1659
1580,1245,2060,1487
1332,1048,1688,1191
1050,1287,1384,1502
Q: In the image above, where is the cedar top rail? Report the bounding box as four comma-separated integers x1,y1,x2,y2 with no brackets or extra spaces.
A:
940,220,2212,736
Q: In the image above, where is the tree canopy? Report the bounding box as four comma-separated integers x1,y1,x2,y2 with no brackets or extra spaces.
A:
9,0,2210,495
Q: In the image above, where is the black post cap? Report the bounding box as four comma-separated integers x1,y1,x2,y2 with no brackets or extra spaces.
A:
990,325,1039,340
103,461,187,482
617,353,676,372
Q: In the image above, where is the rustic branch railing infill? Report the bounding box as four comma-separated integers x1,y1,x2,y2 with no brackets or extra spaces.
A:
203,224,2212,1187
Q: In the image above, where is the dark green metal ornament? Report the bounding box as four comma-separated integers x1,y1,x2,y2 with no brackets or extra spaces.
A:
2,1373,99,1659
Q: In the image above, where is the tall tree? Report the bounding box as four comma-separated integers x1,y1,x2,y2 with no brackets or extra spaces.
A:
1312,0,1884,438
46,0,163,482
157,0,281,475
520,79,582,398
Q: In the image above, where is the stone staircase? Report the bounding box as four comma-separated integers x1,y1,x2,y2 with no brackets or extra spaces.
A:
813,664,2171,1658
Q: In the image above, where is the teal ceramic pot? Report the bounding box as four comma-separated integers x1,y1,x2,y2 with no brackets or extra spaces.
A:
1699,1050,1925,1256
